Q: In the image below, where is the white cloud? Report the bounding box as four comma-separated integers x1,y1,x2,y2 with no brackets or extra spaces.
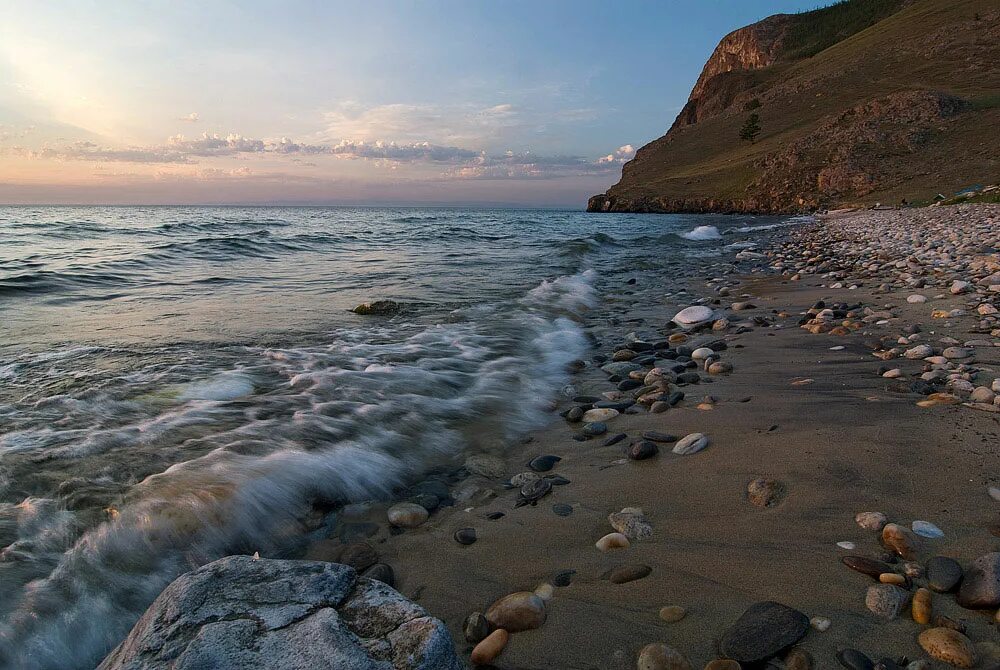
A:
597,144,635,164
179,112,199,123
167,132,265,155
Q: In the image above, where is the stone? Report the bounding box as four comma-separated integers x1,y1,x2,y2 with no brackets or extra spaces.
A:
865,584,909,619
842,555,894,579
528,455,561,472
602,362,642,377
464,454,506,479
97,556,462,670
904,344,933,359
552,503,574,517
607,564,652,584
388,502,429,528
809,616,831,631
463,611,491,643
719,601,809,664
471,629,508,665
453,528,477,545
553,570,575,587
352,300,401,315
957,552,1000,608
596,532,630,551
855,511,888,531
583,408,619,423
837,649,874,670
484,592,546,632
672,432,709,455
642,431,677,442
672,305,715,329
942,347,972,360
912,520,944,538
691,347,715,360
951,280,971,295
533,583,554,601
907,294,928,303
583,421,608,436
927,556,963,593
879,573,906,585
340,543,378,571
882,523,920,559
786,647,813,670
609,508,653,540
510,472,539,487
972,386,996,403
708,361,733,374
659,605,687,623
628,440,660,460
747,478,784,507
636,643,692,670
361,563,395,587
918,628,978,668
913,587,932,624
705,661,741,670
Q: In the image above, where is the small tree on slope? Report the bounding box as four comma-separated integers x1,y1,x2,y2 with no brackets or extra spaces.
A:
740,113,761,144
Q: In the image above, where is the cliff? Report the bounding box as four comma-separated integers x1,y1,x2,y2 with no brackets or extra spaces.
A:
588,0,1000,214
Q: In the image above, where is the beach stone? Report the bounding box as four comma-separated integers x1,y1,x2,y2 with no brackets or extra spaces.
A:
747,478,784,507
905,344,933,359
484,592,546,632
719,601,809,663
659,605,687,623
650,401,670,413
809,616,831,631
865,584,909,619
607,564,652,584
453,528,477,545
566,406,584,422
705,661,741,670
339,543,378,571
943,347,972,360
583,408,619,423
785,647,813,670
528,455,561,472
636,643,692,670
628,440,659,460
672,432,709,455
673,306,714,329
882,523,920,559
855,511,888,531
918,628,978,668
927,556,963,592
912,520,944,538
957,552,1000,608
951,280,971,295
470,628,508,665
971,386,996,403
464,454,506,479
463,611,491,643
583,421,608,436
553,570,575,587
843,556,894,578
596,532,630,552
602,362,642,377
609,508,653,540
387,502,429,529
642,431,677,442
907,294,928,303
510,472,539,487
708,361,733,374
837,649,874,670
352,299,401,315
691,347,714,360
913,587,932,624
361,563,394,587
98,556,462,670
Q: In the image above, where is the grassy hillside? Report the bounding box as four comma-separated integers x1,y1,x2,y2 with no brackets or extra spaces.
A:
590,0,999,213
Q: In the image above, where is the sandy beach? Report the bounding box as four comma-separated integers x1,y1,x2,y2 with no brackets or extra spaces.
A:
305,204,1000,669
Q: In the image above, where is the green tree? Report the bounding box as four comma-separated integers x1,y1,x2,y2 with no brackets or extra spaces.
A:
740,113,762,144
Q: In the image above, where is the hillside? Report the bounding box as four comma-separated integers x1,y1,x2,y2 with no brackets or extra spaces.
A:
587,0,1000,214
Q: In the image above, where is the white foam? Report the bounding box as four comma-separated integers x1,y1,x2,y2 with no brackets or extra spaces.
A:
680,225,722,241
177,373,254,401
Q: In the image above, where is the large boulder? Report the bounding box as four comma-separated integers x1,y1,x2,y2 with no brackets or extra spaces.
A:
98,556,464,670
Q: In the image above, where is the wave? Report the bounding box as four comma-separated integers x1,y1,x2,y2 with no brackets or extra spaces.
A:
680,225,722,241
0,270,596,669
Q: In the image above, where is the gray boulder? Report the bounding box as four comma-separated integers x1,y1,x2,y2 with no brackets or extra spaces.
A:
98,556,464,670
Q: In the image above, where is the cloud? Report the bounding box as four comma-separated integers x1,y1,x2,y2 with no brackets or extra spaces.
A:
4,141,191,163
321,101,523,146
179,112,199,123
445,147,634,180
597,144,635,164
166,132,265,156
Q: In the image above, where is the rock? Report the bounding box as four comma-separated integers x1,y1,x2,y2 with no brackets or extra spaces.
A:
628,440,660,460
855,511,888,531
837,649,874,670
516,478,552,506
972,386,996,403
904,344,933,359
672,432,709,455
809,616,831,631
583,408,619,423
361,563,395,587
957,552,1000,608
719,601,809,664
705,661,741,670
510,472,539,487
388,502,429,529
636,643,692,670
453,528,477,545
97,556,462,670
602,362,643,377
471,629,508,665
842,555,894,579
596,532,631,551
607,564,652,584
659,605,687,623
708,361,733,374
642,431,677,442
340,543,379,571
865,584,909,619
484,592,546,632
918,627,978,668
672,306,715,329
913,587,932,624
534,583,554,601
583,421,608,436
942,347,972,360
352,300,401,315
907,294,928,303
691,347,715,360
786,647,813,670
747,478,784,507
927,556,963,592
882,523,920,559
553,570,575,587
912,520,943,538
951,280,971,295
464,454,507,479
528,455,561,472
463,612,491,643
609,508,653,540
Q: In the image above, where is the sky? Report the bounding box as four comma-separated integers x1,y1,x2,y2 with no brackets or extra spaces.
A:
0,1,824,207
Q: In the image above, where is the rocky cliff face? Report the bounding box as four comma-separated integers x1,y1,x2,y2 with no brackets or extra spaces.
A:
588,0,1000,214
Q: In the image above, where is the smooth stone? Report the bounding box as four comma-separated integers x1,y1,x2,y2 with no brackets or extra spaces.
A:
609,508,653,540
628,440,659,460
843,555,894,578
463,611,491,643
464,454,507,479
918,628,978,668
552,503,574,517
672,432,709,455
583,421,608,436
528,455,562,472
719,601,809,663
913,587,932,624
339,542,378,571
837,649,874,670
650,401,670,413
865,584,909,619
882,523,920,559
957,552,1000,608
359,563,394,587
747,478,784,507
470,628,508,665
453,527,477,545
786,647,813,670
595,532,630,552
708,361,733,374
552,570,575,587
604,433,628,446
659,605,687,623
484,592,546,632
583,408,619,423
905,344,934,359
534,583,554,601
705,662,741,670
607,564,652,584
927,556,963,593
673,305,715,328
642,431,677,442
602,362,642,377
912,520,944,538
566,406,584,422
387,502,429,528
837,541,857,550
855,511,888,531
809,616,831,631
691,347,715,360
637,643,692,670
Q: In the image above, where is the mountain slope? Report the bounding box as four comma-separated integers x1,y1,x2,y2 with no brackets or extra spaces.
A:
588,0,1000,214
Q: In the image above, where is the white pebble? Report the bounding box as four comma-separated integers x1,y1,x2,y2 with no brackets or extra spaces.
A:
911,520,943,538
810,616,831,632
836,541,856,550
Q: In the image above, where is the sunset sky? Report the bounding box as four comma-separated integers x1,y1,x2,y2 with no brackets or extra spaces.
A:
0,1,820,207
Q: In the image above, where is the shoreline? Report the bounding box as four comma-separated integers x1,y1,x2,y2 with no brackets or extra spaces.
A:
294,203,1000,669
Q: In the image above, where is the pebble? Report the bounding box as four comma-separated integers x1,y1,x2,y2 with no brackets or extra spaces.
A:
719,601,809,663
837,541,857,550
387,502,429,528
463,611,491,643
510,472,539,487
865,584,909,619
583,408,619,423
855,511,888,531
553,569,575,587
673,305,715,329
534,583,554,601
842,555,894,578
642,431,677,442
708,361,733,374
704,662,740,670
918,627,978,668
809,615,831,631
691,347,714,360
912,520,944,538
470,628,509,665
957,552,1000,608
879,572,906,585
606,564,652,584
484,591,546,632
609,508,653,540
785,647,813,670
926,556,963,592
912,587,932,624
454,527,477,545
658,605,687,623
338,542,378,571
464,454,507,479
527,454,561,472
882,523,920,559
636,643,692,670
595,532,630,551
905,344,934,359
583,421,608,436
628,440,660,460
672,432,709,455
360,563,394,586
837,648,874,670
